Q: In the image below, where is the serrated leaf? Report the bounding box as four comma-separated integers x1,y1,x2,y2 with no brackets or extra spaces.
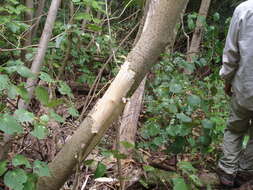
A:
39,72,55,83
4,169,28,190
0,114,23,134
12,155,31,168
7,84,18,99
46,99,64,108
0,75,10,91
49,111,65,123
143,165,155,172
35,86,49,105
31,125,48,140
95,162,106,178
68,106,79,117
172,177,188,190
33,160,50,177
187,95,201,106
0,160,8,176
16,85,29,101
58,81,73,98
14,109,35,123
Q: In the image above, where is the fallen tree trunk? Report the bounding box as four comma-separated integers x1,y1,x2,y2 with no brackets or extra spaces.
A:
37,0,189,189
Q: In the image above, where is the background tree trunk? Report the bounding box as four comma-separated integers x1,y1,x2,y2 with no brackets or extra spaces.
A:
187,0,212,62
36,0,189,189
32,0,46,39
18,0,62,109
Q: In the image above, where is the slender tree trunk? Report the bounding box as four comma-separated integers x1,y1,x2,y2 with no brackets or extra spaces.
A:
187,0,212,62
24,0,34,47
37,0,189,189
18,0,62,109
32,0,46,39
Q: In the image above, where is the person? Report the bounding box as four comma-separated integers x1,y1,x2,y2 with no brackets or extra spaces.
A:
218,0,253,188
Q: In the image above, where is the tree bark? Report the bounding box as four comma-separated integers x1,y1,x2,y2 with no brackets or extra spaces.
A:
24,0,34,47
32,0,46,39
37,0,189,189
187,0,212,62
18,0,62,109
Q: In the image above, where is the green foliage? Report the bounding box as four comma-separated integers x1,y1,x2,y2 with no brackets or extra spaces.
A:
94,162,107,178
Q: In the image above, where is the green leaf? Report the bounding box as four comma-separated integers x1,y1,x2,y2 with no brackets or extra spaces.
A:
58,81,73,98
39,72,55,83
7,84,18,99
187,95,201,106
49,111,65,123
213,12,220,21
169,83,182,93
68,106,79,117
16,85,29,102
4,169,28,190
0,160,8,176
94,162,106,178
12,155,31,168
17,66,35,78
172,177,188,190
201,119,215,129
46,99,64,108
35,86,49,105
31,125,48,140
87,24,102,32
176,113,192,123
0,114,23,134
120,141,135,149
14,109,35,123
23,173,37,190
143,165,155,172
178,161,196,173
168,104,178,113
74,13,92,21
33,160,50,177
0,75,10,91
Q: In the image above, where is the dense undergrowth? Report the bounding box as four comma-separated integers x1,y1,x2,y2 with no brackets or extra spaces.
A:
0,0,243,189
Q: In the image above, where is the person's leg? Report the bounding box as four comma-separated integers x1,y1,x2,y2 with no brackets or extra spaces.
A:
218,97,251,186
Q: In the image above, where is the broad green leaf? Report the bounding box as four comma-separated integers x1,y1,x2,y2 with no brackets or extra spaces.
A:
189,174,203,187
68,106,79,117
168,104,178,113
49,111,65,123
176,113,192,123
120,141,135,149
187,95,201,106
35,86,49,105
94,162,106,178
143,165,155,172
4,169,28,190
58,81,73,98
74,13,92,21
33,160,50,177
0,160,8,176
46,99,64,108
178,161,196,173
7,84,18,99
201,119,215,129
16,85,29,102
172,177,188,190
12,155,31,168
0,75,10,91
169,83,182,93
0,114,23,134
23,173,37,190
31,125,48,140
169,137,185,154
40,114,50,123
87,24,102,32
213,12,220,21
198,135,212,146
17,66,35,78
39,72,55,83
14,109,35,123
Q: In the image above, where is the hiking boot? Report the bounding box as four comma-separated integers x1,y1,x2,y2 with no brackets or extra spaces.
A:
236,171,253,186
216,168,238,188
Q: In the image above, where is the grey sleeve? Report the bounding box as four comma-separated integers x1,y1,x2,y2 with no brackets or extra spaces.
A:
220,9,241,83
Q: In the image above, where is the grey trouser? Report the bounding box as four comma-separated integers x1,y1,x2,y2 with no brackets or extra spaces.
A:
218,97,253,174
